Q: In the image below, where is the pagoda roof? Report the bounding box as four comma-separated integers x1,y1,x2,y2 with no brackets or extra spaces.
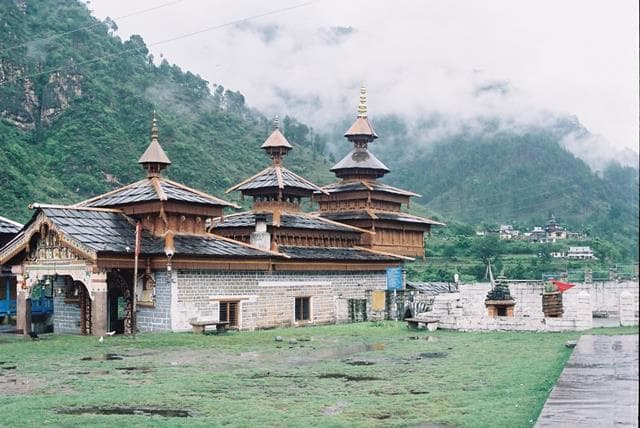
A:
320,210,446,226
212,211,367,233
344,116,378,139
0,205,275,264
0,215,23,234
226,166,327,195
261,128,293,149
138,139,171,166
319,180,420,197
330,148,390,175
75,177,239,209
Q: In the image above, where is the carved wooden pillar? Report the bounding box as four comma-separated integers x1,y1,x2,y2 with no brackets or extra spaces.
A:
15,272,32,336
89,271,108,336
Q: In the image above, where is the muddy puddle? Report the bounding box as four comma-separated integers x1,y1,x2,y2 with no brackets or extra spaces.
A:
57,406,192,417
250,371,383,382
115,366,152,373
418,352,448,359
318,373,383,382
344,359,375,366
81,354,124,361
285,342,385,366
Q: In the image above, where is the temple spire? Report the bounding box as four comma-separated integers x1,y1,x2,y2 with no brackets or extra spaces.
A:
344,86,377,144
138,111,171,177
261,115,292,165
151,110,159,140
357,85,367,118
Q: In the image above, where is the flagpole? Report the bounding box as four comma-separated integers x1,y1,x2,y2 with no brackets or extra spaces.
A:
132,221,141,339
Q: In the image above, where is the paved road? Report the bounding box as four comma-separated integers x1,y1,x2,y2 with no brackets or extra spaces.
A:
536,335,639,427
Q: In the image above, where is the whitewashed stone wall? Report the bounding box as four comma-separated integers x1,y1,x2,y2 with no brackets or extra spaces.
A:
619,291,638,326
171,270,387,331
423,282,593,332
588,281,639,316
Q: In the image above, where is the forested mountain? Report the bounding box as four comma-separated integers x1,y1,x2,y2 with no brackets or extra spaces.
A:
0,0,332,222
0,0,637,262
327,115,639,260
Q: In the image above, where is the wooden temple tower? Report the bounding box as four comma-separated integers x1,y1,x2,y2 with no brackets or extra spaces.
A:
215,118,377,254
314,87,444,257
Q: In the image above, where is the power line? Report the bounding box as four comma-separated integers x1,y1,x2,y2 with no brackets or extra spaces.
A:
0,2,313,86
0,0,185,54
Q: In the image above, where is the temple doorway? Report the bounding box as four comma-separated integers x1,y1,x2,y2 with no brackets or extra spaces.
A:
107,270,133,334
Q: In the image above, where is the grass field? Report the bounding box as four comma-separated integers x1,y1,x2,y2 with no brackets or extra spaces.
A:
1,323,637,427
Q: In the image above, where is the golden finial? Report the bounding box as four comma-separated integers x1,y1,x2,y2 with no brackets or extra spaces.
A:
151,110,159,141
273,115,280,130
357,85,367,118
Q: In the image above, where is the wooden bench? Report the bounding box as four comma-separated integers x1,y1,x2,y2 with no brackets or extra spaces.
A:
189,319,230,334
405,317,439,331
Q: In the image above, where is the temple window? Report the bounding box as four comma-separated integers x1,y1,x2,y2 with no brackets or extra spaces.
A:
295,297,310,321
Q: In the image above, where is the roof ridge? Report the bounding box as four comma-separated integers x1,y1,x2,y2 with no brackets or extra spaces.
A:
73,178,149,207
161,177,240,208
367,208,447,226
150,176,168,201
274,165,284,189
0,215,23,228
30,203,125,213
301,212,374,234
353,246,414,261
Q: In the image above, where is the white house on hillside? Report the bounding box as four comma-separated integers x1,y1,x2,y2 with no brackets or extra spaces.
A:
566,246,596,260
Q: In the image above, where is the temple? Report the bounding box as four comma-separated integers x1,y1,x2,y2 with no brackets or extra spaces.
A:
0,111,404,336
314,87,444,257
214,117,383,256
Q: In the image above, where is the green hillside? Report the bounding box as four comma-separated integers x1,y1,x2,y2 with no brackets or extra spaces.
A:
0,0,332,222
342,115,639,262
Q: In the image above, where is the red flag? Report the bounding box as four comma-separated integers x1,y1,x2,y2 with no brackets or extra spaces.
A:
551,280,576,293
134,222,142,256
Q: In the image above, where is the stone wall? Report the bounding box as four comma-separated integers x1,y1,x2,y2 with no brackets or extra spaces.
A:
588,281,639,316
172,270,387,331
52,294,80,334
423,282,593,332
136,271,171,332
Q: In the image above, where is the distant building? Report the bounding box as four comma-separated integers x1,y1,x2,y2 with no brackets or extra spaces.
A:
528,226,548,243
545,214,567,242
499,225,519,240
566,246,596,260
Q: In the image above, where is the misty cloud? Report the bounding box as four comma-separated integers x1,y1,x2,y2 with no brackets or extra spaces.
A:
87,0,639,168
318,26,356,45
234,21,280,44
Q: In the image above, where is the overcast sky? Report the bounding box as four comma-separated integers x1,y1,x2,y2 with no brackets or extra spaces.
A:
88,0,639,155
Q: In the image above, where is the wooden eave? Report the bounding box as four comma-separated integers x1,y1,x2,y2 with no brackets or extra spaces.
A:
313,189,410,205
120,201,224,218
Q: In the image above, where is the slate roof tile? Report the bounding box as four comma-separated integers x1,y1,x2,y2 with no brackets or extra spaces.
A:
279,245,398,261
40,207,268,258
77,178,237,209
0,216,23,235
